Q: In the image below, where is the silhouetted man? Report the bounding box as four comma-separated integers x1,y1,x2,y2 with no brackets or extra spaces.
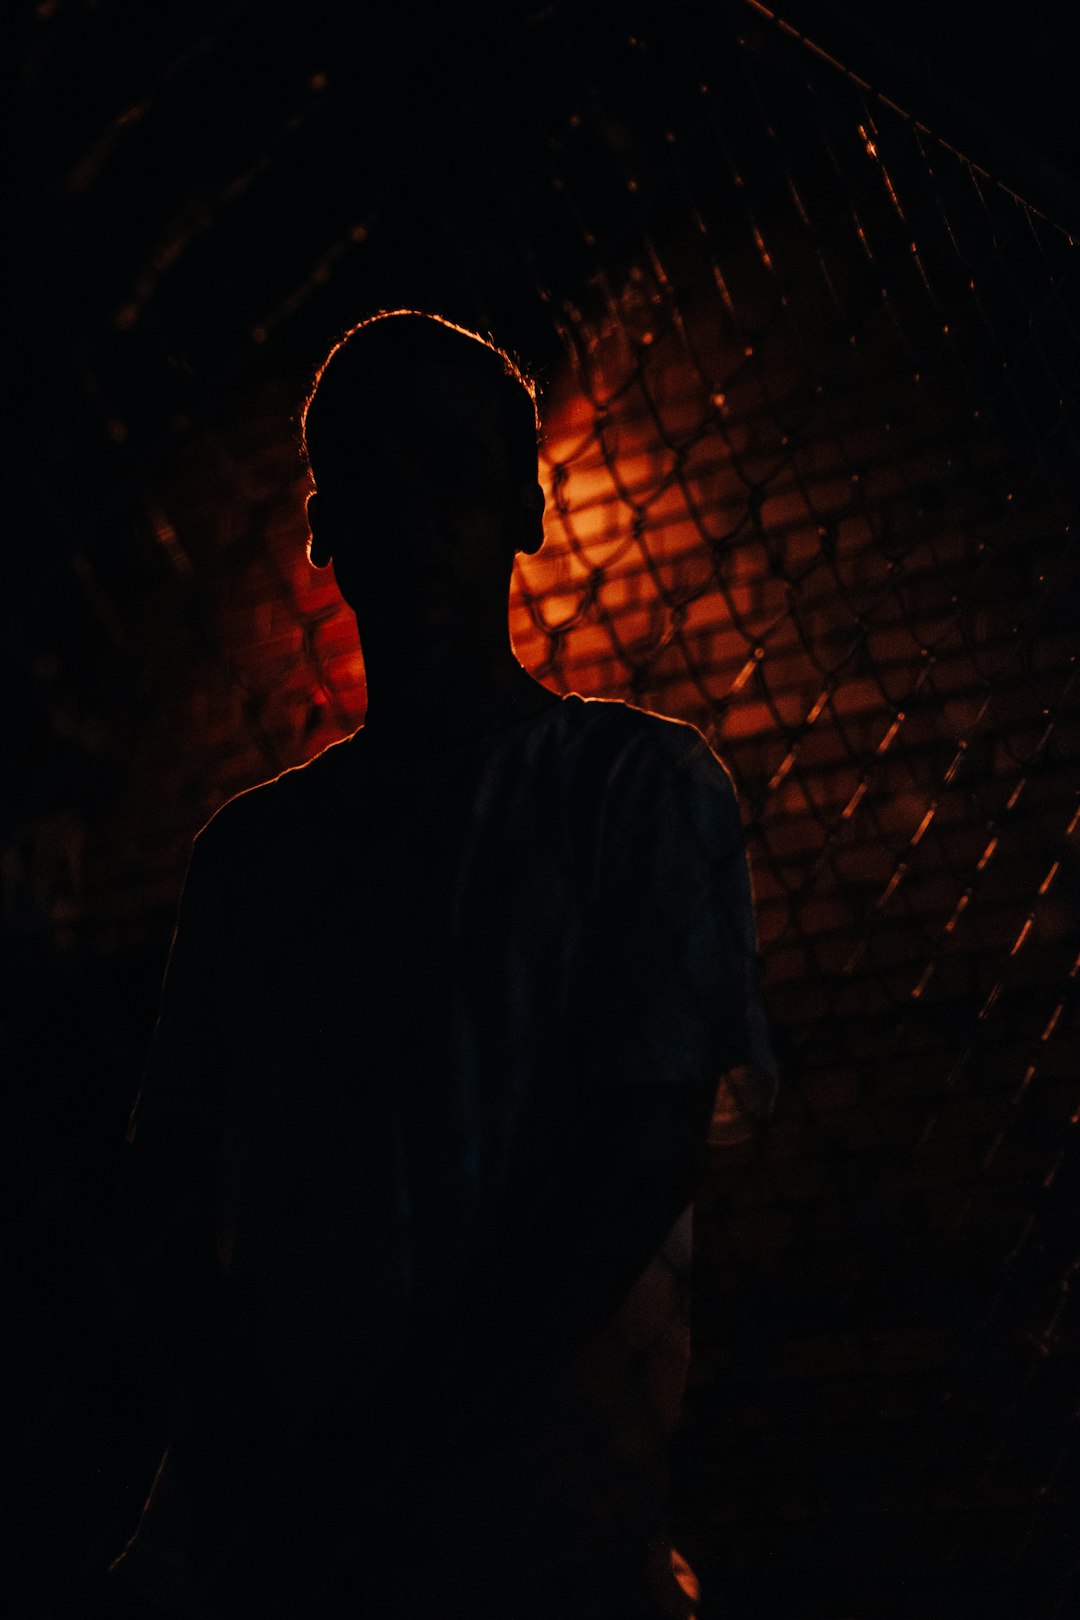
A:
111,311,776,1618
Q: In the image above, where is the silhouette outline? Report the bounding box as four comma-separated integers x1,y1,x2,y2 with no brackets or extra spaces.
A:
110,311,776,1619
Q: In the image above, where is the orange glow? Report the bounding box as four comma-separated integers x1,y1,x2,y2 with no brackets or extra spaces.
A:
841,782,868,819
876,864,907,912
671,1545,700,1603
909,803,936,846
876,713,904,753
976,836,999,872
942,891,970,935
911,962,935,999
1038,861,1060,897
1041,1005,1064,1043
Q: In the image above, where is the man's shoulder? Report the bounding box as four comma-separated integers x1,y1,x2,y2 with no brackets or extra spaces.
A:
573,696,734,795
572,694,705,751
187,700,734,860
192,732,359,855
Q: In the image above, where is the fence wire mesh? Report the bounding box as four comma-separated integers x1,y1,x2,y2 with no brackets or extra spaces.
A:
7,1,1079,1615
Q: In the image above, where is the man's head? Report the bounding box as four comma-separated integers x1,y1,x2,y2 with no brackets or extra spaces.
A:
301,311,544,621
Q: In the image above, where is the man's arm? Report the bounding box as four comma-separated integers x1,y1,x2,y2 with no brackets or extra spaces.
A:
112,830,235,1456
400,725,777,1435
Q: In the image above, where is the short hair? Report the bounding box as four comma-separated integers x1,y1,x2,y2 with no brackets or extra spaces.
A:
301,310,540,493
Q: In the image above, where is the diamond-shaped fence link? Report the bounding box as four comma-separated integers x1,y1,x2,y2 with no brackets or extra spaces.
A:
7,1,1078,1615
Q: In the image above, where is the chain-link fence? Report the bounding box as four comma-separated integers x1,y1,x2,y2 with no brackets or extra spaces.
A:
8,1,1078,1615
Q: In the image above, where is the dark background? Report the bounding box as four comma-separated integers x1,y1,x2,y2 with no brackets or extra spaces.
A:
7,3,1079,1616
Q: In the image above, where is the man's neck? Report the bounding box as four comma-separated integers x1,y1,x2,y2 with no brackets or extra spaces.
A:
359,647,561,757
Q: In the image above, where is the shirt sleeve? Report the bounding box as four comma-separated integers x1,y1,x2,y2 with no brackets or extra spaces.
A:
578,719,776,1121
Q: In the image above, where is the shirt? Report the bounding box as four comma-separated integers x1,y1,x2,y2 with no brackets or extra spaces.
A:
112,692,775,1618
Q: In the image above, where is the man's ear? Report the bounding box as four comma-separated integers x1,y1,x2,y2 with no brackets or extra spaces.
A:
515,482,546,557
306,490,333,569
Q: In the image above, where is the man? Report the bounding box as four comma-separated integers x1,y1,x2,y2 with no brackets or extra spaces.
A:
111,310,776,1618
